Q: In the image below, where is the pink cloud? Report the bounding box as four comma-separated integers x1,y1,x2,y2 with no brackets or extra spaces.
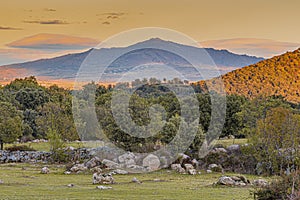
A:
7,33,99,49
200,38,300,58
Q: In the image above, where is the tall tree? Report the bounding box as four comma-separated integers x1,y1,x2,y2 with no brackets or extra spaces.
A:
0,102,23,150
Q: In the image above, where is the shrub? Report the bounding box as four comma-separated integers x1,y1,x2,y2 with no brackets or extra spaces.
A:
254,169,300,200
5,145,36,151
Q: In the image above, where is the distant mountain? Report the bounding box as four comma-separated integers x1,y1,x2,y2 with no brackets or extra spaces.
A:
195,48,300,103
0,38,263,84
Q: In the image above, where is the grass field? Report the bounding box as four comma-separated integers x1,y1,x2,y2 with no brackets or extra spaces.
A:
0,163,260,200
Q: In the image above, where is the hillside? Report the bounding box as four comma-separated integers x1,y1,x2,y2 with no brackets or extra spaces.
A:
196,48,300,103
0,38,263,86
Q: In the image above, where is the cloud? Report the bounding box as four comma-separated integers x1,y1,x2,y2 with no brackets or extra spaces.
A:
23,20,69,25
200,38,300,58
0,26,22,30
7,33,99,50
0,48,88,66
44,8,56,12
97,12,127,25
98,12,126,17
102,21,110,25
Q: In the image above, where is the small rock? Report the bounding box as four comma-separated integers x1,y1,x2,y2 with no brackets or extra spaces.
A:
0,180,4,184
64,171,71,175
171,164,185,173
206,169,212,173
132,177,140,183
41,167,50,174
96,185,112,190
67,183,74,187
188,169,197,175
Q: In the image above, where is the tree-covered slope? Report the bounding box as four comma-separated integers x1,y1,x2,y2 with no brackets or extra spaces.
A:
195,48,300,103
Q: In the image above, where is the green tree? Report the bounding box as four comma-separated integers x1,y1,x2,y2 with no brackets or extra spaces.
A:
0,102,23,149
251,107,300,175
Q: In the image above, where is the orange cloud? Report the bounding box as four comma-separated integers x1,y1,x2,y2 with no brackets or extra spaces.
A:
7,33,99,49
200,38,300,58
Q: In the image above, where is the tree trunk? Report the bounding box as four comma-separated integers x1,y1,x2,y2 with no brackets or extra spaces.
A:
0,142,3,150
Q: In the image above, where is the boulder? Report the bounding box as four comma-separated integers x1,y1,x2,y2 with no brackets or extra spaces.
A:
253,179,269,187
171,164,185,173
85,157,101,169
217,176,235,186
177,153,190,164
112,169,128,175
118,152,136,166
208,164,223,172
93,172,115,184
142,154,160,171
70,164,88,173
217,175,250,186
184,164,194,171
212,148,227,154
41,167,50,174
227,144,240,152
102,159,120,169
188,169,197,175
127,164,149,172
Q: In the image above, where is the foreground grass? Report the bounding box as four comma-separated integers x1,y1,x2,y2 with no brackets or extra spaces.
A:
0,163,257,200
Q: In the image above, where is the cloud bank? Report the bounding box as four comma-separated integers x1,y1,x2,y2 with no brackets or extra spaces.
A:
7,33,99,50
0,26,22,30
200,38,300,58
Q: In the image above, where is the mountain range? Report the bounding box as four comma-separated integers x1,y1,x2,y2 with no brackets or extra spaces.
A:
0,38,263,86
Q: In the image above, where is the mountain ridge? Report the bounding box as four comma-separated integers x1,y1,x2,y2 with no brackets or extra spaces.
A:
0,38,264,85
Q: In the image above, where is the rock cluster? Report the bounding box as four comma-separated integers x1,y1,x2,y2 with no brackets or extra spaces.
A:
216,175,250,186
93,172,115,184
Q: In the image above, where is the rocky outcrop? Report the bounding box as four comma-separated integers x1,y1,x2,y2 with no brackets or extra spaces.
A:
216,175,250,186
253,179,269,187
93,172,115,184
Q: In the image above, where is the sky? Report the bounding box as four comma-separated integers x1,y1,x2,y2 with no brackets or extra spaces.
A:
0,0,300,65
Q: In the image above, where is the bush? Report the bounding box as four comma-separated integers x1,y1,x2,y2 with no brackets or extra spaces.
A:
254,169,300,200
5,145,36,151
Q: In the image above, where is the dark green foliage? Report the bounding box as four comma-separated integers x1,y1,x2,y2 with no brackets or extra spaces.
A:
254,169,300,200
5,145,36,151
0,101,23,150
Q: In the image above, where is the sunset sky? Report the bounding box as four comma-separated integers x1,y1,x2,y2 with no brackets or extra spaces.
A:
1,0,300,65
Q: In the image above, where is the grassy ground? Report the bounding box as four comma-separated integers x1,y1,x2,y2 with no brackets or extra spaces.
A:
0,163,259,200
215,138,248,147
